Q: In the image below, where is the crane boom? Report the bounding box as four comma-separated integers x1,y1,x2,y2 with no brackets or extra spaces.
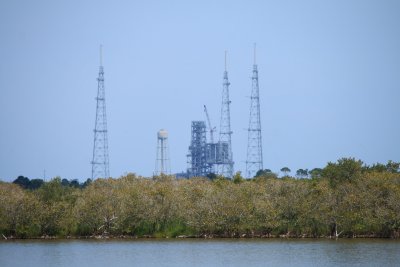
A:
204,105,215,143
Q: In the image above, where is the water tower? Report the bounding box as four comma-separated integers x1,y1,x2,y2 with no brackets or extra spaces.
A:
155,129,170,175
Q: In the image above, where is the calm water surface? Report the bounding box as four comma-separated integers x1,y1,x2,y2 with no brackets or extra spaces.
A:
1,239,399,267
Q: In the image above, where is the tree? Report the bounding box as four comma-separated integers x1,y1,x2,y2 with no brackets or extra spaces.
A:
280,167,291,177
70,179,80,188
35,177,78,236
296,169,308,179
322,157,363,186
255,169,272,177
254,169,277,181
29,179,44,190
13,176,30,189
81,178,92,188
0,183,41,237
365,163,387,173
61,179,70,187
386,160,400,173
309,168,323,179
233,172,244,184
206,173,217,180
74,178,123,236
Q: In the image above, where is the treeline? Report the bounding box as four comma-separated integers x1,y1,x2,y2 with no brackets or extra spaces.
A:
12,176,92,190
1,158,399,239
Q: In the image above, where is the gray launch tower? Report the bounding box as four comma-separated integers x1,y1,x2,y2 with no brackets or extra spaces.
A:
187,121,210,177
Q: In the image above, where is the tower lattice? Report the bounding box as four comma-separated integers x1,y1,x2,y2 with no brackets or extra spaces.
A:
187,121,210,177
217,51,234,178
91,46,110,179
245,44,263,178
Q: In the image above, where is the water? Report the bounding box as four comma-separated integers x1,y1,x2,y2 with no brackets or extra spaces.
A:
1,239,399,267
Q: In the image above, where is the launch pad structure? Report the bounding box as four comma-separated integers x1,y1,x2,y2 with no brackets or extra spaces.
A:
187,47,263,179
187,52,234,178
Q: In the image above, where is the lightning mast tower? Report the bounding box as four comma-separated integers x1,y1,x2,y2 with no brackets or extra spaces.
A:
91,45,110,179
217,51,234,178
245,44,263,178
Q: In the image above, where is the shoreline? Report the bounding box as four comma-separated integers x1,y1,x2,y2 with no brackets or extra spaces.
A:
2,234,399,240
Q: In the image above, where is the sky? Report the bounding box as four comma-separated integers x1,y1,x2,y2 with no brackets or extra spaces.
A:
0,0,399,181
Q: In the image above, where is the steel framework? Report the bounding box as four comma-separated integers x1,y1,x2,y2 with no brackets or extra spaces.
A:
91,46,110,179
217,52,234,178
187,121,210,177
245,44,263,178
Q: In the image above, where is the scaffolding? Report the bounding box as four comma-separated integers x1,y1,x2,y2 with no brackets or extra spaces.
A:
187,120,232,178
187,121,211,177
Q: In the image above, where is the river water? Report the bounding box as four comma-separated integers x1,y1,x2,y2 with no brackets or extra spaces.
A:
1,239,399,267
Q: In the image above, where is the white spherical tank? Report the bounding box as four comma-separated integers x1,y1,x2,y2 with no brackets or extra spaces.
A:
158,129,168,139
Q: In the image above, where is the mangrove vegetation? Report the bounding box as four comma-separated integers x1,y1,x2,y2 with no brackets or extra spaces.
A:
1,158,399,239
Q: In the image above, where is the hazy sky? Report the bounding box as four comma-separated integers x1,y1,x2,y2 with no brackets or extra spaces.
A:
0,0,399,181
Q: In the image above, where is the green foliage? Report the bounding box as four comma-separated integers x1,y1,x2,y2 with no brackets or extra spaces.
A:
206,173,217,180
309,168,323,179
1,159,400,238
280,167,291,176
255,169,271,177
13,175,92,190
296,169,308,178
386,160,400,173
322,157,363,186
254,169,278,180
13,176,30,189
233,172,244,184
13,176,44,190
0,183,41,237
365,160,400,174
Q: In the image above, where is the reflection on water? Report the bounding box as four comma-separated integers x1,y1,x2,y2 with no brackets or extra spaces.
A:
1,239,399,267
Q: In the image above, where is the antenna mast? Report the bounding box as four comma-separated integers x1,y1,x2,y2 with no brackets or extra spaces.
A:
217,51,234,178
91,45,110,179
245,43,263,178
